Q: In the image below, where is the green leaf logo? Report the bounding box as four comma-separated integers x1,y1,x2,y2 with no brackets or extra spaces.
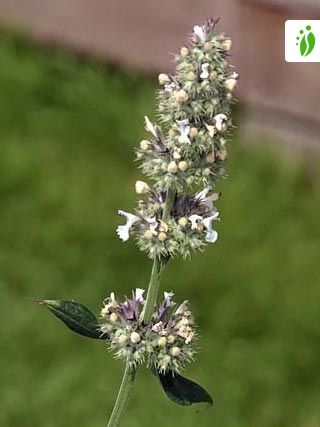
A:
296,25,316,57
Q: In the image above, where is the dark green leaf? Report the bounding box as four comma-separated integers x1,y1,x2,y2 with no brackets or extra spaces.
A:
36,299,107,339
154,369,213,406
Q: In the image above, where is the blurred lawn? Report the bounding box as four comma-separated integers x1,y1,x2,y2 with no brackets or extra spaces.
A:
1,35,320,427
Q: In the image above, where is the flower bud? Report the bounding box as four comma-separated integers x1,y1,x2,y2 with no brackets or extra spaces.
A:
130,331,141,344
180,46,189,57
203,168,211,176
186,71,197,81
158,73,170,85
167,335,176,344
170,347,181,357
157,336,167,347
174,89,188,104
167,161,178,173
209,70,217,80
135,180,150,195
159,221,169,232
222,38,232,51
109,312,118,323
218,149,227,161
204,41,213,51
178,161,188,171
205,152,215,163
196,223,204,232
118,334,127,344
189,127,198,138
169,129,177,138
158,232,167,242
162,355,171,364
144,229,154,240
178,217,188,228
140,139,150,150
224,78,237,92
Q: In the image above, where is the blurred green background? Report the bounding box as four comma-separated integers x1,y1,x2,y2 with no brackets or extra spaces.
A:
1,35,320,427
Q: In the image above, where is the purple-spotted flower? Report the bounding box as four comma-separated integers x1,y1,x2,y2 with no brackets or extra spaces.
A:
100,290,197,373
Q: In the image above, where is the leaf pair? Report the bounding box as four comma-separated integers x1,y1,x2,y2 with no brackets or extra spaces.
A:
36,299,213,407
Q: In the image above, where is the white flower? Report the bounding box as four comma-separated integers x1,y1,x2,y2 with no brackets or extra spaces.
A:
174,300,189,315
164,291,174,302
205,122,216,137
202,212,219,243
164,82,176,93
177,119,190,144
193,25,206,42
200,63,210,79
134,288,145,302
173,150,181,160
189,214,203,230
144,116,157,138
195,187,220,211
117,210,139,242
144,216,158,236
214,113,228,132
152,321,165,333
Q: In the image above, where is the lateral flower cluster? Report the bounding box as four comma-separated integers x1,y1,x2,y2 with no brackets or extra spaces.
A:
100,289,197,374
117,19,237,259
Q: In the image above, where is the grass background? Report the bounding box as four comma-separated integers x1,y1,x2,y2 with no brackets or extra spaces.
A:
1,35,320,427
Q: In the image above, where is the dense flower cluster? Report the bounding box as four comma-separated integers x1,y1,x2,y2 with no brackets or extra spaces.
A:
100,289,197,373
117,19,237,259
117,186,220,258
137,20,237,191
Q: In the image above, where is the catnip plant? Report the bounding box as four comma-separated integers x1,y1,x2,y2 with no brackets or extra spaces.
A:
37,18,238,427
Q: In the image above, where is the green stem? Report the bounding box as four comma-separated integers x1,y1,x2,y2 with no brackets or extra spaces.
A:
107,364,136,427
107,187,175,427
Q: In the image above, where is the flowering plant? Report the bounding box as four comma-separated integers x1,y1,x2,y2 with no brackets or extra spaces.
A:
37,18,238,426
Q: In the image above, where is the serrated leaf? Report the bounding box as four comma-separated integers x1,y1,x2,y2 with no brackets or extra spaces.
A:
154,369,213,406
36,299,107,339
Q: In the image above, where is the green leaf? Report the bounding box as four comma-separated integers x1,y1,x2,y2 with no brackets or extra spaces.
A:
306,32,316,56
300,32,316,57
154,369,213,406
300,35,308,57
36,299,107,339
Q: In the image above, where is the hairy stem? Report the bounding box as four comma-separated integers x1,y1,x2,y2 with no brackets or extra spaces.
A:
107,364,136,427
107,187,175,427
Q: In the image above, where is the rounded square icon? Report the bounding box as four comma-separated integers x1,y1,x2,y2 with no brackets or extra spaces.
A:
285,20,320,62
